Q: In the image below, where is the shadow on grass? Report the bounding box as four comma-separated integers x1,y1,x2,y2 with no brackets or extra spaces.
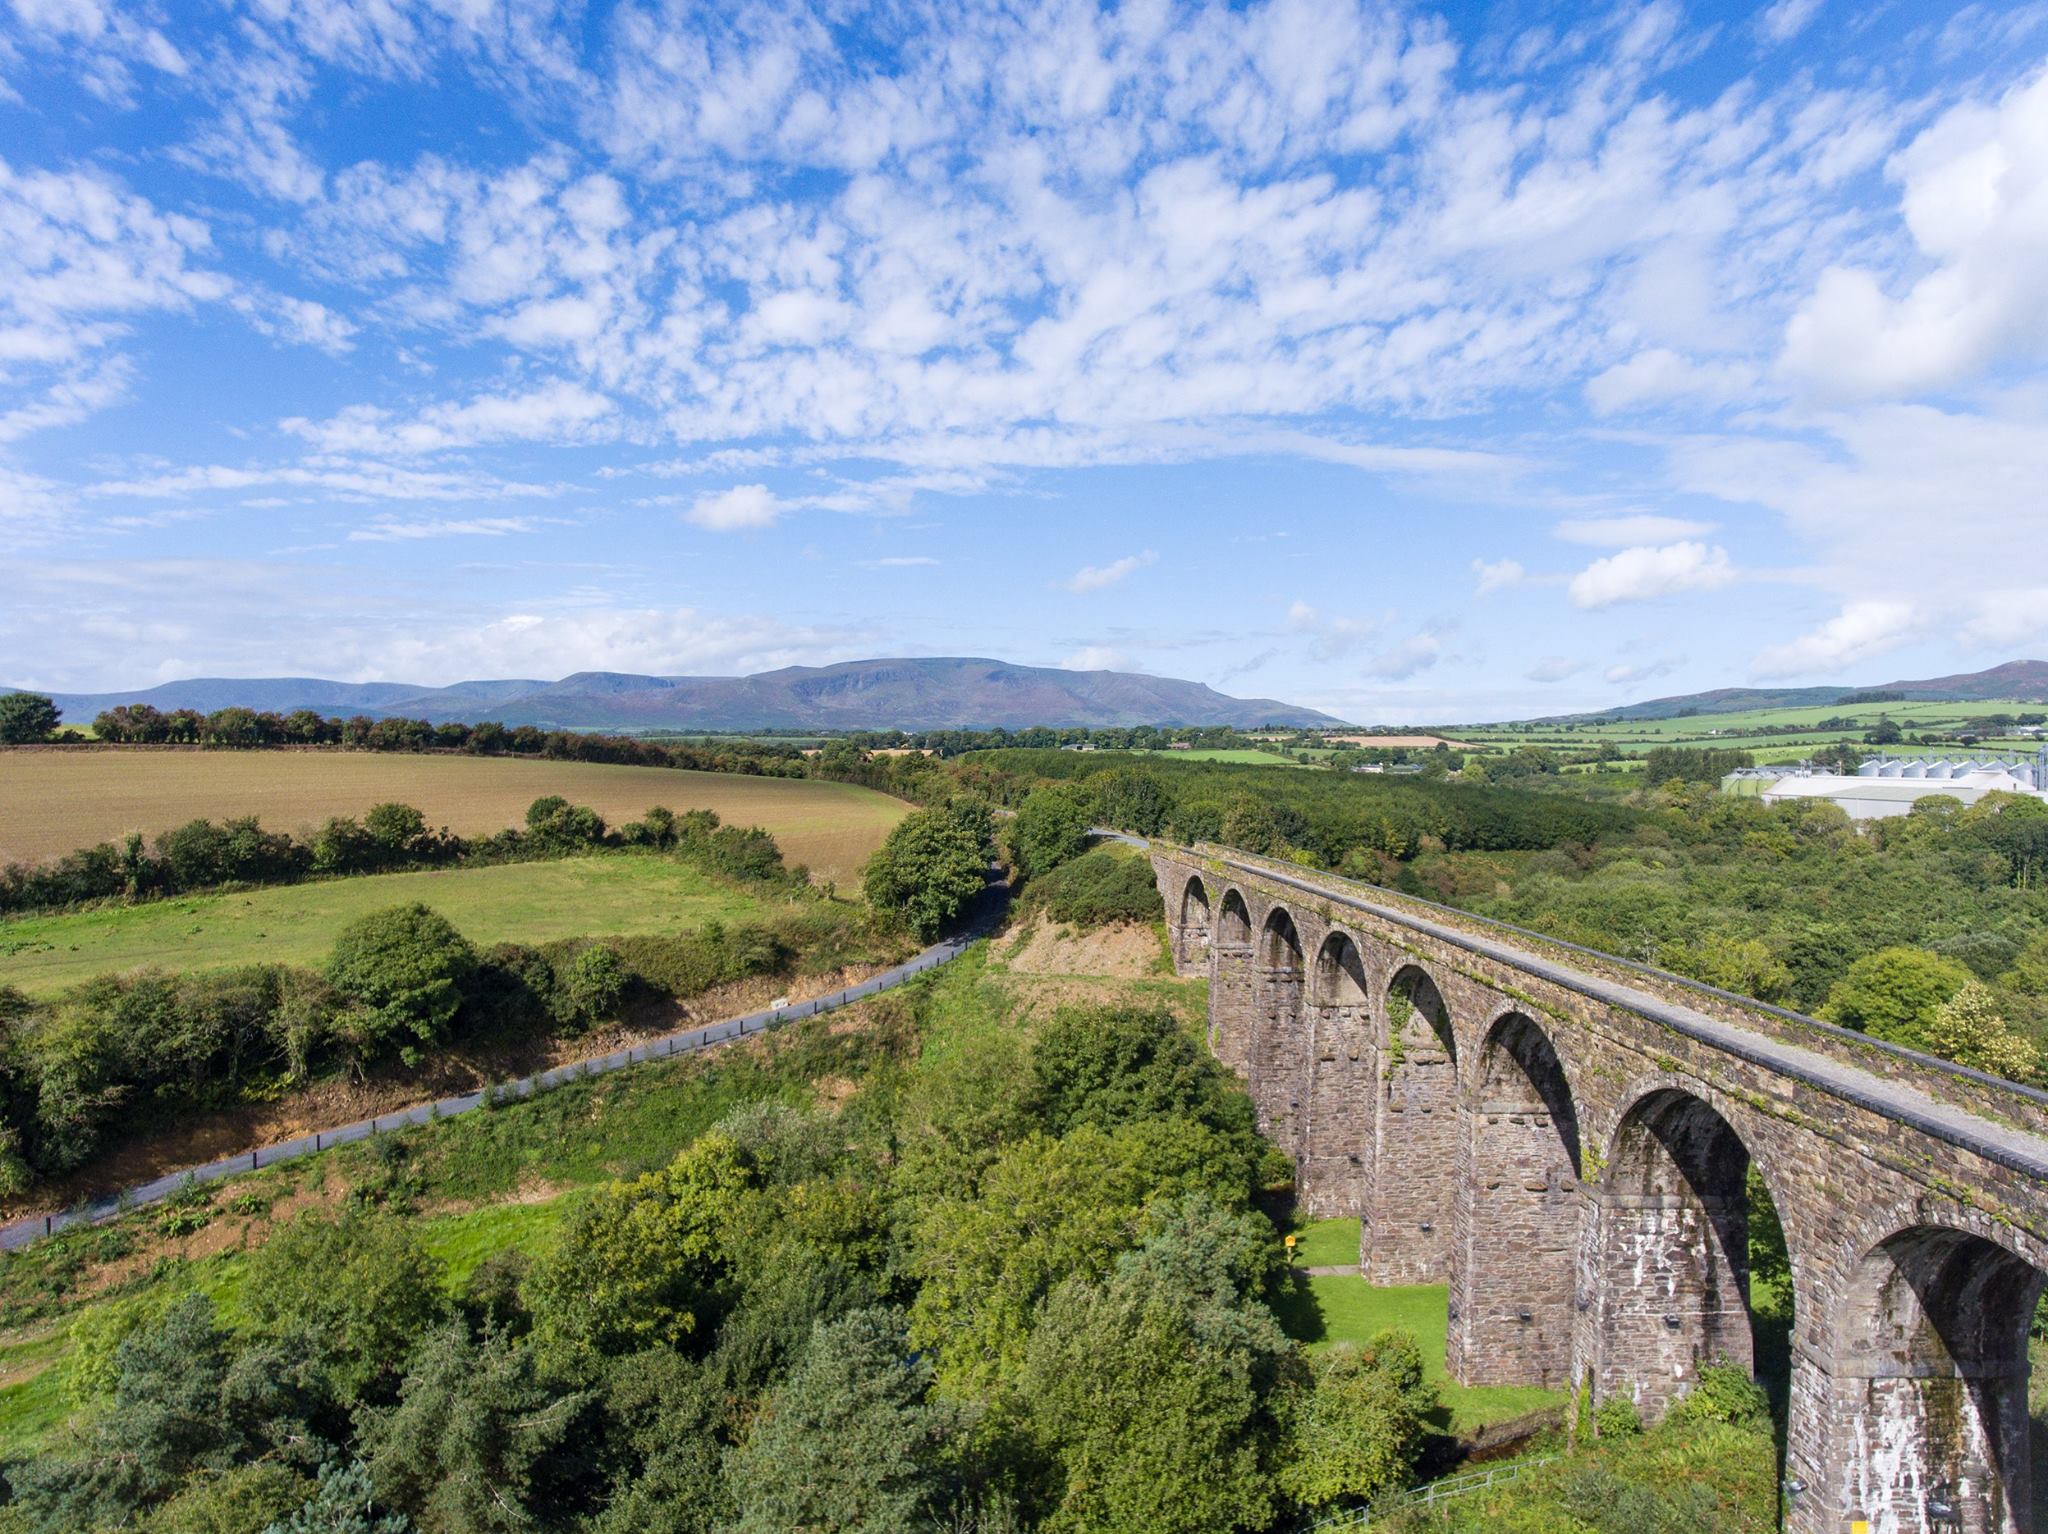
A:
1270,1267,1327,1345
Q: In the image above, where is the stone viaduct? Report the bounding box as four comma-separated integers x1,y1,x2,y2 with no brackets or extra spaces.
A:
1148,840,2048,1534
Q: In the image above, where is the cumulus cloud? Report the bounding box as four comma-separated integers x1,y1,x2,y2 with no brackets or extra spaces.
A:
1780,67,2048,400
1525,657,1585,683
1063,551,1156,594
1568,541,1736,609
686,485,785,532
1752,600,1918,679
1471,558,1524,595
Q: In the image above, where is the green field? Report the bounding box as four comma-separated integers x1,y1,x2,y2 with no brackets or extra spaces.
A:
1451,697,2046,763
1275,1219,1560,1434
0,751,908,884
0,854,786,995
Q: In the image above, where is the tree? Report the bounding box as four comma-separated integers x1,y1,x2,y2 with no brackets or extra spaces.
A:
1012,785,1095,879
243,1210,448,1404
361,1324,594,1534
1023,1243,1295,1534
861,803,992,940
1276,1332,1435,1511
0,691,59,744
1029,1005,1259,1145
725,1308,958,1534
527,1133,759,1358
267,1460,414,1534
1924,982,2039,1082
1822,947,1974,1050
326,904,476,1061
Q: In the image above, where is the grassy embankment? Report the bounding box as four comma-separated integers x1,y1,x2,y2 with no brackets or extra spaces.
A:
0,854,792,996
0,752,908,885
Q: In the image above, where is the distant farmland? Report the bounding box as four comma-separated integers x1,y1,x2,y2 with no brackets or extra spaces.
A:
0,752,908,885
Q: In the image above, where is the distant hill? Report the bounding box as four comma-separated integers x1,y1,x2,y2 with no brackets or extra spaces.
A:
1531,659,2048,723
15,658,1341,732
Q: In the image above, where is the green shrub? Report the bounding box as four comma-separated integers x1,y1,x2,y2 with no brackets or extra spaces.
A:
1594,1395,1643,1438
1021,846,1162,926
556,945,629,1031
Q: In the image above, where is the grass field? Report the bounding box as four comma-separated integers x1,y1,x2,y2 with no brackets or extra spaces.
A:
0,854,787,995
1451,697,2046,761
0,751,908,884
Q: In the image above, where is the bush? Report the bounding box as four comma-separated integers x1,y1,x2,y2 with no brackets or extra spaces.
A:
555,945,629,1031
326,905,477,1063
1666,1363,1770,1430
1594,1395,1643,1438
1021,847,1162,926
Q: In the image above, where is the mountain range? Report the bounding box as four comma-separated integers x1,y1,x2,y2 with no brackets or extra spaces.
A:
14,658,1342,732
1537,659,2048,723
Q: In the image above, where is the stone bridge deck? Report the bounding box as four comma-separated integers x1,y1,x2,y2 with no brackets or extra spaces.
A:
1148,839,2048,1534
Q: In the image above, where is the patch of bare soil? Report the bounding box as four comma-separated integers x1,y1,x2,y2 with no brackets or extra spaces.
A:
994,915,1169,979
5,961,895,1221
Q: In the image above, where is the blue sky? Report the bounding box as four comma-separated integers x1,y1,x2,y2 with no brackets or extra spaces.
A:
2,0,2046,723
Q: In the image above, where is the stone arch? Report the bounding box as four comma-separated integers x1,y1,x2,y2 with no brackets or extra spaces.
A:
1364,962,1460,1284
1173,874,1212,972
1576,1086,1766,1422
1217,887,1252,946
1821,1224,2046,1534
1448,1009,1583,1388
1207,888,1257,1076
1249,906,1309,1152
1296,930,1375,1222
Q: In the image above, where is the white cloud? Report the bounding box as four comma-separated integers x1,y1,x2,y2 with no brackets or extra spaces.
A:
1287,599,1385,660
283,380,615,456
1755,0,1824,45
1752,600,1918,679
88,461,556,503
347,517,540,542
1063,550,1156,594
1062,646,1141,672
1604,658,1682,687
1568,541,1736,609
1585,348,1756,415
1471,557,1524,595
1362,628,1447,681
686,484,785,531
1553,514,1716,547
1964,588,2048,650
1780,67,2048,400
1525,657,1584,683
0,558,875,691
860,555,940,568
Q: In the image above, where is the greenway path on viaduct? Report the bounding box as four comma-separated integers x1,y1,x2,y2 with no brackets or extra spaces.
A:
1147,840,2048,1534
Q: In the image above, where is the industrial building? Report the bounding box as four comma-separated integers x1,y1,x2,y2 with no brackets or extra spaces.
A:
1728,753,2048,821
